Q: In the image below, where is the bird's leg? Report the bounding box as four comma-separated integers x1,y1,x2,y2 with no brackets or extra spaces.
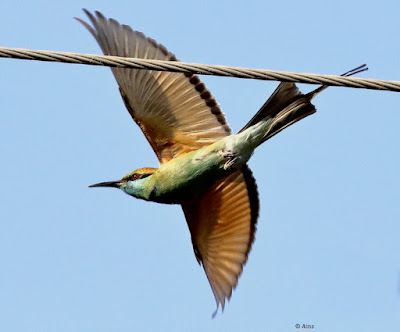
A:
219,150,240,170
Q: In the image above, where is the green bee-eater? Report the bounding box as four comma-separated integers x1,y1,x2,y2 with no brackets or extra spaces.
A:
77,10,365,317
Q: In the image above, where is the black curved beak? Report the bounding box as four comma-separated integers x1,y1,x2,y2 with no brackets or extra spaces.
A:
89,180,121,188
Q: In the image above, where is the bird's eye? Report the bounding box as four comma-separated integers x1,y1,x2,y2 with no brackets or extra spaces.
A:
130,173,139,181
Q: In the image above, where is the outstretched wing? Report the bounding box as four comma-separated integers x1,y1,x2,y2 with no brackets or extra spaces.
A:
182,166,259,316
77,10,231,163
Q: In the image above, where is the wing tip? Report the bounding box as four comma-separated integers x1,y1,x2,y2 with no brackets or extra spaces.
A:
211,304,219,319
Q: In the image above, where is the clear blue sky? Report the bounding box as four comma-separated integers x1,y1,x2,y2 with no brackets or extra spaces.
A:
1,1,399,331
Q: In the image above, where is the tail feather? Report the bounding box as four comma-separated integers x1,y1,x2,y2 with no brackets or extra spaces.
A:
239,82,302,133
240,64,368,144
260,97,316,143
239,82,316,144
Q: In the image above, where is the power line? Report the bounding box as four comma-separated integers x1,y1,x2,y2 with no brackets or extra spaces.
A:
1,46,399,92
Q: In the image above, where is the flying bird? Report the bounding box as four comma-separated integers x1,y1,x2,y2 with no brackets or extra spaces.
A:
77,10,366,317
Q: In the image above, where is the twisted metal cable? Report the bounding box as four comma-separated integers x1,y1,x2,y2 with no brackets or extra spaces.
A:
1,46,400,92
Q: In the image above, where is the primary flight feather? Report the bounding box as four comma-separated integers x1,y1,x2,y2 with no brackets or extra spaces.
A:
77,10,365,316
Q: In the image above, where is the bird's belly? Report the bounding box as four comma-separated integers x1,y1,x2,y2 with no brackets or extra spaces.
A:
149,146,242,204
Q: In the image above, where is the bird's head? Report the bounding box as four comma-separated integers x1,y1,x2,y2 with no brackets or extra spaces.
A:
89,167,156,199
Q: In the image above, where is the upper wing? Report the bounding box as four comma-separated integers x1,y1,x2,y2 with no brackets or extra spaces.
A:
182,165,259,316
77,10,231,163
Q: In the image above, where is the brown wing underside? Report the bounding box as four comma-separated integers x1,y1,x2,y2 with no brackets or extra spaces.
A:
78,10,231,163
182,165,259,315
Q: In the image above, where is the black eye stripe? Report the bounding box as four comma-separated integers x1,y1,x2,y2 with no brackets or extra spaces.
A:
129,173,152,181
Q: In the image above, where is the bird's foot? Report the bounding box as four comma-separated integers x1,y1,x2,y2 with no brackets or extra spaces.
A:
220,150,239,170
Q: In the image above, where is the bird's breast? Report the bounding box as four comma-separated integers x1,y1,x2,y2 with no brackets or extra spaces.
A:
147,144,234,204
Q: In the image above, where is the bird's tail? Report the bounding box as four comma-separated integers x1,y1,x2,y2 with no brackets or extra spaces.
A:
239,65,368,144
